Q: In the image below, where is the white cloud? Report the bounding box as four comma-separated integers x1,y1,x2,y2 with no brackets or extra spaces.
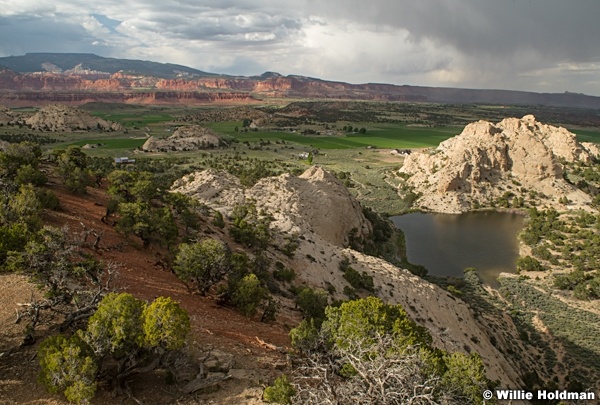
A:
0,0,599,95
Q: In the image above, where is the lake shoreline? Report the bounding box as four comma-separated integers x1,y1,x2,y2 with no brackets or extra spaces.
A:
390,211,524,286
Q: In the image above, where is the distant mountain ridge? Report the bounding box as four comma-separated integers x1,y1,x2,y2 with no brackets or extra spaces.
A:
0,53,218,79
1,53,600,108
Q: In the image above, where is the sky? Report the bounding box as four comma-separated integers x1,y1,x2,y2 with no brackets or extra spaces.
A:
1,0,599,96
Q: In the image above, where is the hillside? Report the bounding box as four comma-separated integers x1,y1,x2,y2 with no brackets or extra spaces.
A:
0,180,290,405
1,53,600,108
0,160,535,403
173,167,524,388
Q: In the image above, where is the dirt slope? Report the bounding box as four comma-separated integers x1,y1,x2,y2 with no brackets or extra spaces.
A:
0,181,290,404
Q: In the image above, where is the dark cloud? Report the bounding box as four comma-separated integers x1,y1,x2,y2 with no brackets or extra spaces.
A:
0,16,109,56
0,1,599,95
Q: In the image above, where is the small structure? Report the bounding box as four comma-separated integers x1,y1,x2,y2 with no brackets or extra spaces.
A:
114,157,136,164
390,149,412,156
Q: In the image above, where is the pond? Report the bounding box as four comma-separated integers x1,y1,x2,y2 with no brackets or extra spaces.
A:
390,212,524,286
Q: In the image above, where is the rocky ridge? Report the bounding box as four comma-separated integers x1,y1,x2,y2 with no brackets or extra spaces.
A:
141,125,224,153
172,166,523,388
172,166,371,247
401,115,598,213
24,104,123,132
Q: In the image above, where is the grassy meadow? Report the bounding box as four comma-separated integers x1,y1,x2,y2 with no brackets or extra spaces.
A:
207,121,459,149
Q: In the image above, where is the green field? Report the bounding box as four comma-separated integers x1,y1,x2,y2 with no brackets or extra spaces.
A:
573,129,600,143
207,121,459,150
81,103,183,129
90,113,174,128
68,138,147,149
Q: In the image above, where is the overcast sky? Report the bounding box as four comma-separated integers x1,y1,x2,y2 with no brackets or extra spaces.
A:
1,0,599,96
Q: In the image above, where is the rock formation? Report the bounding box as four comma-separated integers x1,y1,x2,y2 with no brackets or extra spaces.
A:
0,105,15,125
172,166,371,247
24,104,123,132
3,58,600,107
401,115,597,213
172,166,523,388
141,125,224,152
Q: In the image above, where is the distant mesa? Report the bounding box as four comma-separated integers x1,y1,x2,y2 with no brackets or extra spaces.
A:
1,53,600,107
141,125,224,153
401,115,598,213
24,104,123,132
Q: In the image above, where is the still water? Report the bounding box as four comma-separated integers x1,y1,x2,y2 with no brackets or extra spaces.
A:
390,212,524,286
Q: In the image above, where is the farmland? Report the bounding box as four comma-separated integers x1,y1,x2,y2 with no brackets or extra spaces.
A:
4,100,600,214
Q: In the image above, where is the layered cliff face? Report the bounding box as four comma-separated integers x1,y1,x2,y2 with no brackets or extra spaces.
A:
4,66,600,107
401,115,596,213
24,104,123,132
141,125,223,152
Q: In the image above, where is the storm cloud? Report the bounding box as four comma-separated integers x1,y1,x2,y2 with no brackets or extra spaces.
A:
0,0,598,95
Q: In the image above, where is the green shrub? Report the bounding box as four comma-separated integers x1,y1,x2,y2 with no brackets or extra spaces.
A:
290,319,319,351
343,285,358,299
516,256,544,272
229,204,272,251
38,334,97,404
342,266,375,292
442,352,489,404
0,223,28,266
36,189,60,210
281,234,299,257
39,293,190,403
173,239,231,295
212,210,225,228
295,286,328,322
116,202,178,247
322,296,432,349
273,266,295,283
15,164,47,186
142,297,190,350
54,146,94,194
447,285,463,297
263,375,296,404
289,297,492,404
231,274,268,317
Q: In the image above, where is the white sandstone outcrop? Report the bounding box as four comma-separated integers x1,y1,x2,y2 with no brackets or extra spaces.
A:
24,104,123,132
0,105,15,125
401,115,595,213
173,166,371,247
141,125,223,152
173,166,523,388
